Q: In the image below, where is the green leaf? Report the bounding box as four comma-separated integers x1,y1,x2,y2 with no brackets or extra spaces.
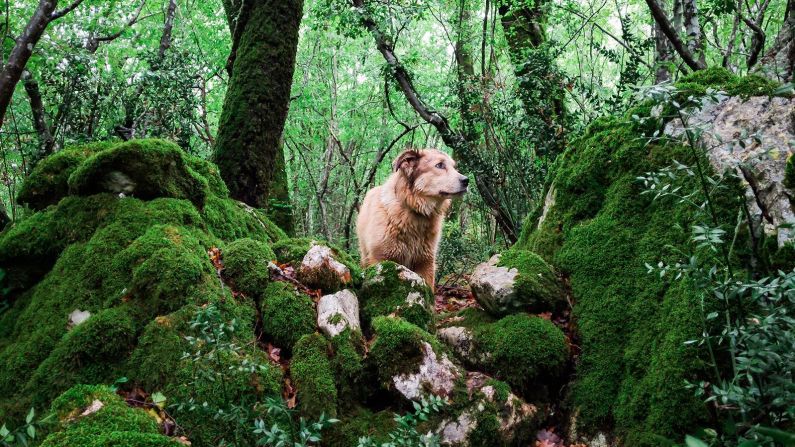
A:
685,435,709,447
26,407,35,424
26,424,35,439
755,427,795,446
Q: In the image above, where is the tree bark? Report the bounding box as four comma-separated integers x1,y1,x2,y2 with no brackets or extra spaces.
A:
682,0,706,66
497,0,566,156
22,70,54,165
351,0,519,242
0,0,80,129
646,0,707,71
654,10,674,82
214,0,302,228
758,0,794,80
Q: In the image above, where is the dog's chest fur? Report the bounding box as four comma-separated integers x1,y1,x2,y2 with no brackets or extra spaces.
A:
378,184,447,268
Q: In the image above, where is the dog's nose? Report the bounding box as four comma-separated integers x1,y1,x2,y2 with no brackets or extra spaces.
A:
461,177,469,187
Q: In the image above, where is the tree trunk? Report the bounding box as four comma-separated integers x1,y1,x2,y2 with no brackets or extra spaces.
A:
0,0,57,129
214,0,302,228
351,0,519,242
22,70,55,166
497,0,566,156
654,10,674,82
646,0,707,71
758,0,794,80
682,0,706,66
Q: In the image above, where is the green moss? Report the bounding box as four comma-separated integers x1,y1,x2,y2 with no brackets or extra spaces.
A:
514,109,743,441
786,154,795,190
329,328,367,404
201,195,287,243
40,385,178,447
0,139,292,427
359,261,433,331
675,67,781,98
474,314,568,391
369,316,441,383
491,249,565,315
292,333,338,419
17,142,115,210
260,281,316,351
221,238,275,297
68,139,209,207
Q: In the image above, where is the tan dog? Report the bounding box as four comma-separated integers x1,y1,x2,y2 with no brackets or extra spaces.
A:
356,148,469,290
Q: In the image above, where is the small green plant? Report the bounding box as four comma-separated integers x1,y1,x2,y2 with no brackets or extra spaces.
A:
253,397,339,447
0,408,53,447
356,396,445,447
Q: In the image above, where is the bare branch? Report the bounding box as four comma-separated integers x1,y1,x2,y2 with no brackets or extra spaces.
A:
645,0,707,71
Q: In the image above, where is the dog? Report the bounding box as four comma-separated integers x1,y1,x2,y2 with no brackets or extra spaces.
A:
356,148,469,290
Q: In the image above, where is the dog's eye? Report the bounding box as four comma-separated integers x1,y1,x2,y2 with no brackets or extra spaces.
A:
435,162,445,169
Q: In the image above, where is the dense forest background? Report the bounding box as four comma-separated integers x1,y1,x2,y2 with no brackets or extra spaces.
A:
0,0,794,446
2,0,789,256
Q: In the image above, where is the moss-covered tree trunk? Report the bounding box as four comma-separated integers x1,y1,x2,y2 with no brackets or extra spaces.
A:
214,0,300,233
497,0,566,156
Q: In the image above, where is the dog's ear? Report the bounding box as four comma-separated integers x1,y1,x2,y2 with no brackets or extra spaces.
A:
393,149,422,179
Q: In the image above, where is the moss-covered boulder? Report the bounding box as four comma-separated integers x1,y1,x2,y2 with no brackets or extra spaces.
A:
359,261,434,331
470,250,564,316
437,309,568,395
16,142,114,210
221,237,275,297
510,74,781,443
259,281,316,351
368,316,459,400
0,139,286,442
40,385,180,447
292,333,338,419
68,139,210,208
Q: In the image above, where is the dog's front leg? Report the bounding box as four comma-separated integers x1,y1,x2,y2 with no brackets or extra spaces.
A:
413,259,436,292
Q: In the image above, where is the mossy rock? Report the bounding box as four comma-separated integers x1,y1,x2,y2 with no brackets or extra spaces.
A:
292,333,338,419
329,328,367,404
221,237,276,297
259,281,316,352
68,139,209,207
272,237,360,280
40,385,180,447
17,142,115,210
675,67,782,98
475,314,568,392
786,154,795,190
368,316,441,384
472,250,565,316
0,139,287,429
512,109,741,440
359,261,434,331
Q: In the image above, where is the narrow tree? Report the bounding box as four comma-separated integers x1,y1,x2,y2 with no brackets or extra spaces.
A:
646,0,707,70
214,0,301,233
759,0,794,80
0,0,84,129
350,0,520,241
496,0,567,156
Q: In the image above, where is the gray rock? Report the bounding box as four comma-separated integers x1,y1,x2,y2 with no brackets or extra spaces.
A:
436,372,540,445
317,289,360,338
297,243,353,292
470,254,519,314
436,326,478,360
665,95,795,246
392,341,460,401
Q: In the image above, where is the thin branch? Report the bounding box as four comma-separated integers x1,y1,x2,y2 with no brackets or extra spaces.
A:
50,0,85,20
645,0,707,70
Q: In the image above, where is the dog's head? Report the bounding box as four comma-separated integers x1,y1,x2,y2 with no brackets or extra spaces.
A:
392,148,469,199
